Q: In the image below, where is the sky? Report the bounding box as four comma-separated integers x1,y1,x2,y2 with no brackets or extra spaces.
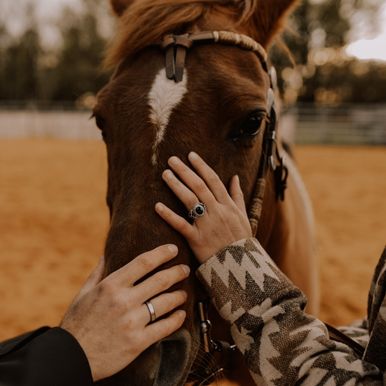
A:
1,0,386,62
1,0,112,46
346,3,386,62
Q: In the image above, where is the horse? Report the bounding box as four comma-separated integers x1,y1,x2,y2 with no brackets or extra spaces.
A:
94,0,318,385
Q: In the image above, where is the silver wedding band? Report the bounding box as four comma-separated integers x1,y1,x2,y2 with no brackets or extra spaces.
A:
189,202,207,220
145,300,157,323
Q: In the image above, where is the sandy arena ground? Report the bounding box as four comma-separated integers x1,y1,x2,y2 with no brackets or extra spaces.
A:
0,139,385,344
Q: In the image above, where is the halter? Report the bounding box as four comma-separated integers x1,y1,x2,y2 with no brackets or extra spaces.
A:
161,31,288,234
159,31,289,385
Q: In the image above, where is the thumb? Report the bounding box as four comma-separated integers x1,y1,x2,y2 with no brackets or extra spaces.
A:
230,175,247,213
78,256,105,297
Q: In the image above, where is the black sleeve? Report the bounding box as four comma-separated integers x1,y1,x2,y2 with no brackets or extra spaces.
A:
0,327,93,386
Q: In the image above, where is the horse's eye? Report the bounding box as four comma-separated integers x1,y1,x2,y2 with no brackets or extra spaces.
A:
231,110,266,142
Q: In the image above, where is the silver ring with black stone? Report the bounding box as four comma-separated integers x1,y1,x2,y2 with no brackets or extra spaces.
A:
188,202,207,220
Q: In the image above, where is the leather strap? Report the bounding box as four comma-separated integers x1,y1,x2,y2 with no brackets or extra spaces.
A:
162,35,193,82
161,31,268,83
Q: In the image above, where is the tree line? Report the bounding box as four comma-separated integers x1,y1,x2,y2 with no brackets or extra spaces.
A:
0,0,385,107
0,0,109,106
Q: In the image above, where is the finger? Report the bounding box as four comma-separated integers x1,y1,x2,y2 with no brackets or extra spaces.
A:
230,175,247,213
155,202,195,239
188,152,231,203
139,290,187,325
162,169,199,210
168,156,216,206
144,310,186,345
78,256,105,297
107,244,179,286
133,264,190,302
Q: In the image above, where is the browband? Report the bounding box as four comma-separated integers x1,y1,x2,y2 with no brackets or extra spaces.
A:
161,31,269,82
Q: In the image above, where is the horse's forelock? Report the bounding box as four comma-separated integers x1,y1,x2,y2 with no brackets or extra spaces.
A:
104,0,264,69
105,0,300,70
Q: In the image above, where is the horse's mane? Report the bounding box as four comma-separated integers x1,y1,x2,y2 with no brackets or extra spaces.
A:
105,0,259,68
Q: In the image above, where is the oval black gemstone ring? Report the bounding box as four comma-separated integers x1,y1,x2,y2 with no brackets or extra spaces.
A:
188,202,207,220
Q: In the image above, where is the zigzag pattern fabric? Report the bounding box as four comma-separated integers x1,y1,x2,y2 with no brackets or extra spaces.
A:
197,238,386,385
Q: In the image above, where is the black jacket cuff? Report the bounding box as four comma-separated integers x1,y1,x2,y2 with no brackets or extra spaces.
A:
0,327,93,386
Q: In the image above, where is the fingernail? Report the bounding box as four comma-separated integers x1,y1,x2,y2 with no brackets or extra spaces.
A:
168,156,179,165
181,265,190,275
189,151,198,160
168,244,178,254
177,310,187,319
162,169,173,179
155,202,163,211
235,175,240,184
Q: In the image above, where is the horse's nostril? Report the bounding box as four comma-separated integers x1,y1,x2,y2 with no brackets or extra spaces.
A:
155,329,192,386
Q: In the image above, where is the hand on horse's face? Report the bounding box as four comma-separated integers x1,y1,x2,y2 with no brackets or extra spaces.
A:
60,246,189,382
155,152,253,264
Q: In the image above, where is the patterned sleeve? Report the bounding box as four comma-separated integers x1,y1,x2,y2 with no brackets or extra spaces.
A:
196,238,383,385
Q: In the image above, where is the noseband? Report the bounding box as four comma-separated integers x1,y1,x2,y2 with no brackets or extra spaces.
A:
158,31,288,385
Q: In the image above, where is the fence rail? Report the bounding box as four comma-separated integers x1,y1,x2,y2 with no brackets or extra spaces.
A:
0,110,99,140
0,104,385,144
287,104,386,145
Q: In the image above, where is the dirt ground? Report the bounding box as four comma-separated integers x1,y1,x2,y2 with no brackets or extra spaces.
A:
0,140,385,343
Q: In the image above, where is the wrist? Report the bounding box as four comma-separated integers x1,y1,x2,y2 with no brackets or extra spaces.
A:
195,236,252,264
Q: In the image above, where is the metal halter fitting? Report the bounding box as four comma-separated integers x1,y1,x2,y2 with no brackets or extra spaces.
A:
160,31,289,385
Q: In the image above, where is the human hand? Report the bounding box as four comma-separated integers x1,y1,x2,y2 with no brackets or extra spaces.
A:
60,245,189,381
155,152,252,264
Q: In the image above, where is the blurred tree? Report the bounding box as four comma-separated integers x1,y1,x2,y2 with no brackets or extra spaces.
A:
1,26,41,101
0,3,41,102
300,59,386,104
0,0,110,106
44,0,109,102
272,0,384,105
0,23,7,98
0,0,384,106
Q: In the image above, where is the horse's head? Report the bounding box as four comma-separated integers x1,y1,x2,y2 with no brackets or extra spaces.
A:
94,1,298,384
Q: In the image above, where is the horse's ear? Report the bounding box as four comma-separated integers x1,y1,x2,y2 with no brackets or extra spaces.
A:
246,0,299,46
110,0,134,16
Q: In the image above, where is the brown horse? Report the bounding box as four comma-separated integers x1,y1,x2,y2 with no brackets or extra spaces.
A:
94,0,318,385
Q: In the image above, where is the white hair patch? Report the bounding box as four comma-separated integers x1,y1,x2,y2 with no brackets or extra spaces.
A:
148,68,188,165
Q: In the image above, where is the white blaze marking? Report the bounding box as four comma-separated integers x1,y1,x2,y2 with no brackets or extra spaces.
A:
148,68,188,165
